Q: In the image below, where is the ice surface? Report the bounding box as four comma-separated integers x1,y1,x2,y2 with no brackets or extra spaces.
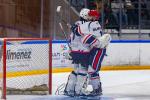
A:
4,70,150,100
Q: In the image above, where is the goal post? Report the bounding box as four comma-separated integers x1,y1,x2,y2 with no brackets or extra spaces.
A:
0,38,52,99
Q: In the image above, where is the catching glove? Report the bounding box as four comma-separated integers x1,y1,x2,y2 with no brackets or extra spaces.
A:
97,34,111,48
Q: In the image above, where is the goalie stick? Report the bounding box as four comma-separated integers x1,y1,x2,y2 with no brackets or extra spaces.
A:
56,6,71,28
56,6,72,51
59,22,72,51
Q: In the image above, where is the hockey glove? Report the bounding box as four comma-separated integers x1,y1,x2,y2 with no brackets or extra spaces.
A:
97,34,111,48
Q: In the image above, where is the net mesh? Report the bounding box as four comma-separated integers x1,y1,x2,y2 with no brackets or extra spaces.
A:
0,38,51,96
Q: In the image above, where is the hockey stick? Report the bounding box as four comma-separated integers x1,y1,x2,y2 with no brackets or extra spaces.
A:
59,22,72,51
56,6,72,51
56,6,71,28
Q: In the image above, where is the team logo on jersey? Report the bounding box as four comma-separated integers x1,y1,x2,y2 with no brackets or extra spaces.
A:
93,27,101,31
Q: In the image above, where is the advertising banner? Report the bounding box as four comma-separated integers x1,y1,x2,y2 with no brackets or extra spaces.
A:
6,40,49,72
52,42,72,67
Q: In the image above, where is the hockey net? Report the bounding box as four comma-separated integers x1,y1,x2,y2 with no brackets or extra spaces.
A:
0,38,52,99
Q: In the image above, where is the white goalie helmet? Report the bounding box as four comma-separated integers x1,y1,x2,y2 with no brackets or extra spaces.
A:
79,8,90,20
80,8,100,21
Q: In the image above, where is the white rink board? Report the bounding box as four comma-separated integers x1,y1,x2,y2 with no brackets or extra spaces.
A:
52,40,150,66
0,40,50,91
52,42,72,67
103,43,140,65
0,40,49,73
1,40,150,69
6,44,49,72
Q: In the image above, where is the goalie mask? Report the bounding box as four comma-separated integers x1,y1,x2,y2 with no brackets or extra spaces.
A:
80,8,91,20
80,8,100,21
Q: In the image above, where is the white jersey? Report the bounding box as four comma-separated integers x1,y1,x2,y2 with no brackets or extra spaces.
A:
77,21,104,48
78,21,103,37
70,20,104,52
70,21,90,52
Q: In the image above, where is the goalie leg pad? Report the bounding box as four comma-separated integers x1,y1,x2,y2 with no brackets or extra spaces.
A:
64,71,77,96
75,64,88,95
88,72,101,89
75,72,88,96
88,72,102,96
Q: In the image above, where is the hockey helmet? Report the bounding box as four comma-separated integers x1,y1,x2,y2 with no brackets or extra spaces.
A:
80,8,100,20
79,8,90,20
88,10,100,20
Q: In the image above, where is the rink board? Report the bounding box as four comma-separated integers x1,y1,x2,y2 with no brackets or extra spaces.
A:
52,40,150,73
52,40,150,67
2,39,150,78
0,39,49,78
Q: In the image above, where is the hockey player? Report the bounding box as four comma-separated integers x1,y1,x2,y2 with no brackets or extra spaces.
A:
64,8,91,97
77,9,111,96
64,8,111,97
78,10,111,96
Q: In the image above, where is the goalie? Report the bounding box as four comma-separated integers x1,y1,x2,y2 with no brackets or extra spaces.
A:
64,8,111,97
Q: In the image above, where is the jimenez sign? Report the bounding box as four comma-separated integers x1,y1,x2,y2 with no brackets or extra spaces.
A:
6,40,49,72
